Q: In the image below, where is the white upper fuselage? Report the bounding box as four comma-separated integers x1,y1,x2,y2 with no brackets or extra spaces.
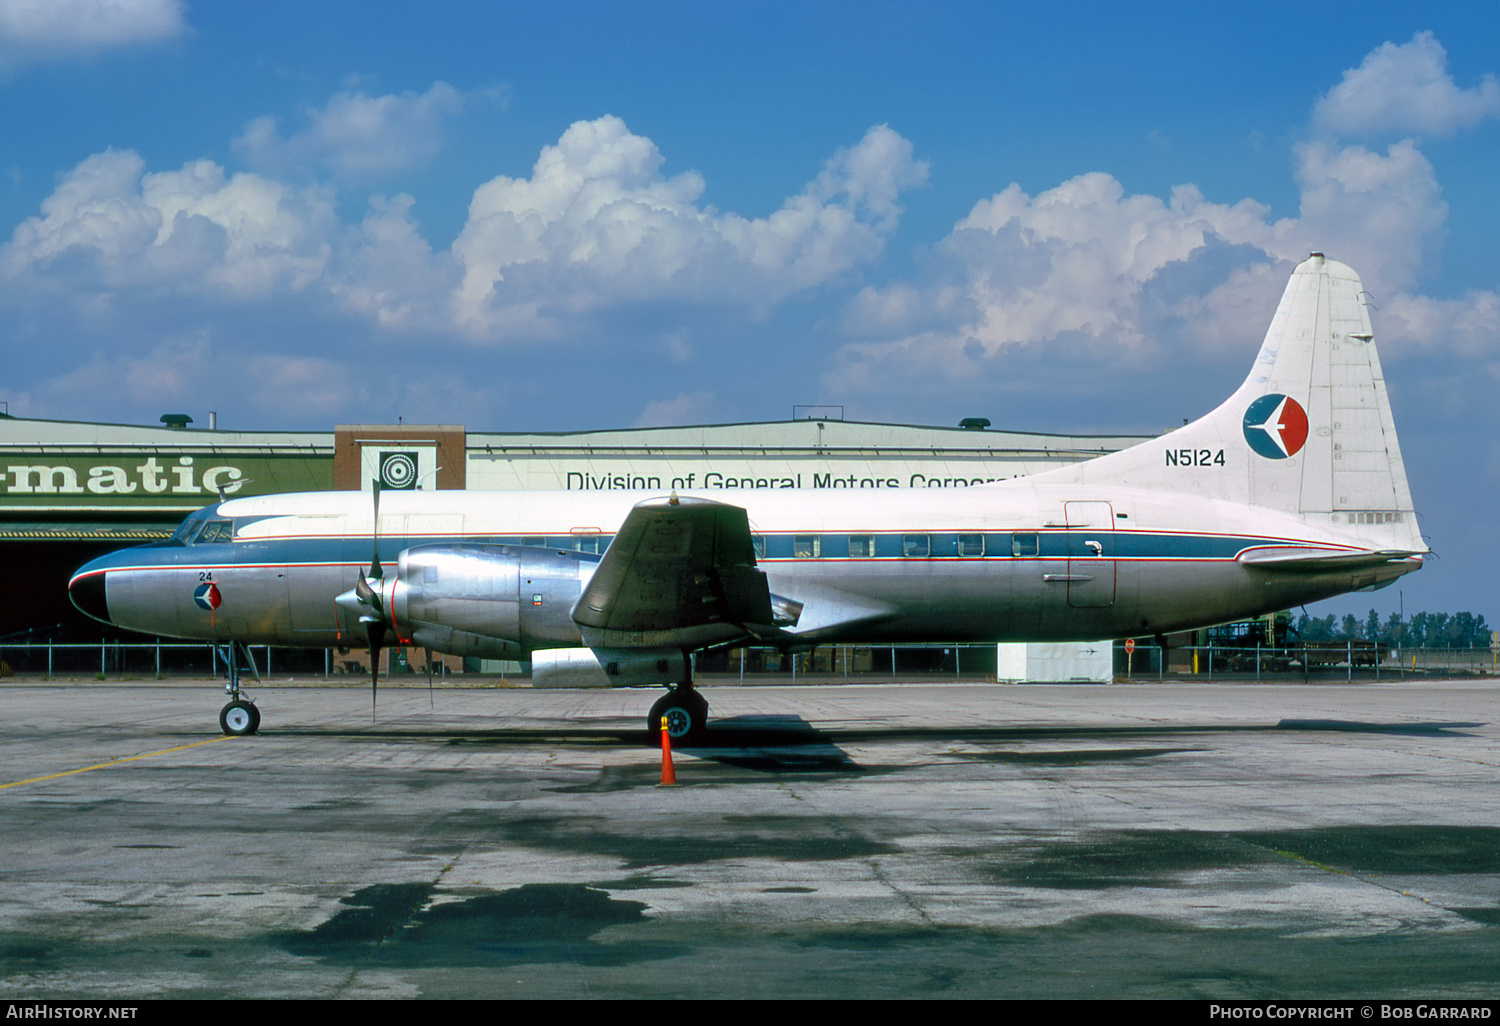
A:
71,476,1416,651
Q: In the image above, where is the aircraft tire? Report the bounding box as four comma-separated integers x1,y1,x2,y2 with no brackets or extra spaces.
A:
220,700,258,736
648,690,708,747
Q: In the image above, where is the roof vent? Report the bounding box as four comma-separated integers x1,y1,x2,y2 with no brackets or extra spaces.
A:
160,414,193,430
959,417,991,430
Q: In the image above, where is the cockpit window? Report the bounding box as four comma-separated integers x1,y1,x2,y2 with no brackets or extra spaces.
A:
169,518,204,544
194,520,235,544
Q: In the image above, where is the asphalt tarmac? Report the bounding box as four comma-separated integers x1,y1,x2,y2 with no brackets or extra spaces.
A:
2,678,1498,999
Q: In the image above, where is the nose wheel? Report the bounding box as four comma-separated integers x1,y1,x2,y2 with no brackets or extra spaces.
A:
220,699,260,736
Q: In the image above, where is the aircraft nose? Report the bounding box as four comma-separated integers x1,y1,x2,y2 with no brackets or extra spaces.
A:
69,571,111,624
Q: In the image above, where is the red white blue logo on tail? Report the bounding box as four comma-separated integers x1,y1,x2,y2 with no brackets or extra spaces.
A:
1243,394,1308,459
193,583,222,610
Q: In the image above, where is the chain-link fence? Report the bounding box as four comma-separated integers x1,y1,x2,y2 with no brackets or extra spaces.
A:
0,639,1494,682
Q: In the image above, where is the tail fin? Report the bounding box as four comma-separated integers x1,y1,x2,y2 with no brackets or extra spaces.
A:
1048,254,1423,550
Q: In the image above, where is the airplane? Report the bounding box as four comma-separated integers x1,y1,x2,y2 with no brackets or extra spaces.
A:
68,254,1427,743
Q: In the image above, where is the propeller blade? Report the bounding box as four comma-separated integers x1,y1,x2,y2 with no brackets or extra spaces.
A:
366,620,383,722
369,479,383,582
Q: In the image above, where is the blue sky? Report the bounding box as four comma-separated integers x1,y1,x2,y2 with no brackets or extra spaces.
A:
1,1,1497,626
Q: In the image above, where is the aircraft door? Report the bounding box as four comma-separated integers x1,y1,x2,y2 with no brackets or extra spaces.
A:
1063,500,1116,607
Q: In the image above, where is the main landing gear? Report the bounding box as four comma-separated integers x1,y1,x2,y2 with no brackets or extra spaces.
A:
217,641,262,736
648,684,708,747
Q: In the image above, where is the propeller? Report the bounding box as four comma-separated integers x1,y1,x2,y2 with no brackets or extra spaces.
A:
334,479,391,721
362,480,386,719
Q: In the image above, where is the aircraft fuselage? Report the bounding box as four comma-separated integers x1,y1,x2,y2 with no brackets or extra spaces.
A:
69,479,1420,652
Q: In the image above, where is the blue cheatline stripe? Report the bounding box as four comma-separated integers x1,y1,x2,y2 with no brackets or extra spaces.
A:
81,528,1354,576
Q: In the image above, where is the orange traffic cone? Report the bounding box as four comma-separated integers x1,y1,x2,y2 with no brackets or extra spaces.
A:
659,715,677,786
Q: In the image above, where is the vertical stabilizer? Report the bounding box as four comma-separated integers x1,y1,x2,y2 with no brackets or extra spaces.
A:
1042,255,1422,550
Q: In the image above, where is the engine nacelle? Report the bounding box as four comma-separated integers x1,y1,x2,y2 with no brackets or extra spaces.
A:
531,647,690,688
389,544,597,656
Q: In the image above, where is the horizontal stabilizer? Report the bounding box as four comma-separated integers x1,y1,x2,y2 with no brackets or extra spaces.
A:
1237,546,1424,573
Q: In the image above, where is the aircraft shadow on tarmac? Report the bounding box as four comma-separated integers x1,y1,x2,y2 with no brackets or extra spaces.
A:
254,714,1486,750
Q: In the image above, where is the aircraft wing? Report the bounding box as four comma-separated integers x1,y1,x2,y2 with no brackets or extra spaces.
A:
571,495,782,649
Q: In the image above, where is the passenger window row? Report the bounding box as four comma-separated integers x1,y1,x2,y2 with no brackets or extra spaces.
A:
755,533,1043,559
423,532,1045,560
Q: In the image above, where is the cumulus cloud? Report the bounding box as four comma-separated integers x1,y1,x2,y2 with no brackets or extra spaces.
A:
1292,139,1446,295
1380,289,1500,359
2,148,335,295
326,193,455,329
449,117,928,334
1313,32,1500,138
828,172,1300,398
1,115,925,348
234,82,474,180
827,34,1495,408
0,0,185,71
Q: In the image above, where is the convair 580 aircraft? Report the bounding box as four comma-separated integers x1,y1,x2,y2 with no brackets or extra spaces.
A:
69,255,1426,742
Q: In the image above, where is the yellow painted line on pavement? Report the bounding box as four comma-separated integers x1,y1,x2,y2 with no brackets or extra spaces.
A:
1,735,235,790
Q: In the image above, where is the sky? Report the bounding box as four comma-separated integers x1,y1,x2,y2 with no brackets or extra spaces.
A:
0,1,1496,628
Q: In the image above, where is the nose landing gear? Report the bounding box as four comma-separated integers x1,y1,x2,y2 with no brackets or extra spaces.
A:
217,641,262,736
219,699,260,736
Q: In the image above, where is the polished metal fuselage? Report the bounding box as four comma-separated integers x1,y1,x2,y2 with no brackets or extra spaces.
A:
71,480,1420,651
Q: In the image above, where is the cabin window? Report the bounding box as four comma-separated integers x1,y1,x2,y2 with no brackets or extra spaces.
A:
793,535,821,558
1011,533,1039,557
958,534,985,557
902,534,930,558
848,535,874,558
752,535,765,560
